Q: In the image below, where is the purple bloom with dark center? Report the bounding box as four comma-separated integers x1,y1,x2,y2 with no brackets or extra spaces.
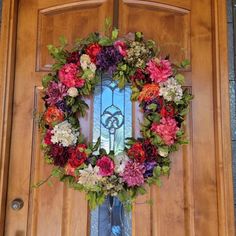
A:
50,144,69,167
46,81,67,106
96,46,123,74
56,100,72,114
144,160,157,178
141,97,164,114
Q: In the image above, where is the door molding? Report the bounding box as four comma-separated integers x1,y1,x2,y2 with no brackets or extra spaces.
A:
212,0,235,234
0,0,18,234
0,0,234,235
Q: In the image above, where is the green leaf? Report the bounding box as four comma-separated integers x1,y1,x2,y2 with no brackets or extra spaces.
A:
147,103,157,111
99,37,112,46
93,137,101,151
181,59,190,68
112,28,119,40
42,75,53,88
118,76,126,89
59,35,68,48
175,74,185,85
153,166,162,178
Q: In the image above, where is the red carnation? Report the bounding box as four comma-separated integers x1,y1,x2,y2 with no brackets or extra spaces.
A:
127,142,146,163
86,43,101,63
44,129,52,145
96,156,115,176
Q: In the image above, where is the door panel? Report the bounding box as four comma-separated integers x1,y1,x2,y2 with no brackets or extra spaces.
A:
3,0,231,236
4,1,112,235
119,1,217,236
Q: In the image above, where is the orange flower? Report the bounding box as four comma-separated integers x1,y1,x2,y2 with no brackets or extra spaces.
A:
138,84,159,102
44,106,64,126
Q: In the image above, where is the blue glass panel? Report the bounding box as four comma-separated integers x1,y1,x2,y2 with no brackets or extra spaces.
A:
90,74,132,236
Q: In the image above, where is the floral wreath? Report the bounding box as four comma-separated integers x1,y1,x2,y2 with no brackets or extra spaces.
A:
39,24,193,210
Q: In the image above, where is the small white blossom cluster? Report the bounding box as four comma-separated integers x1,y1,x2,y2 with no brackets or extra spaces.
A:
80,54,96,73
67,87,78,97
78,165,102,188
159,77,183,103
51,121,79,147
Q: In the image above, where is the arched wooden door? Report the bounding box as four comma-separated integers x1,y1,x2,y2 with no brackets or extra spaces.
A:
1,0,234,235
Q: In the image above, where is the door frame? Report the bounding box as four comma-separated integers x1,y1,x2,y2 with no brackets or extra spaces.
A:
0,0,234,235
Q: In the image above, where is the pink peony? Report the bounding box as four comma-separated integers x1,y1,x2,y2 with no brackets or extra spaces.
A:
121,161,145,187
114,40,127,57
151,117,179,145
146,58,172,83
58,63,85,88
96,156,115,176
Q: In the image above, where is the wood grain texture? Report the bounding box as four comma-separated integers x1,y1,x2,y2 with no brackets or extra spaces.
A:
0,0,18,235
3,0,112,235
212,0,235,234
0,0,234,235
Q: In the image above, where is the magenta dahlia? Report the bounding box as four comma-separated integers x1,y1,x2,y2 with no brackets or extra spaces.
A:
45,81,67,106
121,161,145,187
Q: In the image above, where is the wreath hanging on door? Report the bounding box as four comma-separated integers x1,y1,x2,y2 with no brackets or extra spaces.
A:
39,23,193,210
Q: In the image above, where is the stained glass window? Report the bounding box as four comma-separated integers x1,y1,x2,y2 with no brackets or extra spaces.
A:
90,74,132,236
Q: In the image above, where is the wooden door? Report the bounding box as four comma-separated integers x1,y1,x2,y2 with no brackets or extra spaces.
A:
0,0,235,236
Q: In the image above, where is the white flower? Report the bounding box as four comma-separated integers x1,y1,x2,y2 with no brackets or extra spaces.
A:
51,121,79,147
158,148,168,157
78,164,102,187
67,87,78,97
89,63,97,73
80,54,91,70
114,153,129,174
159,77,183,103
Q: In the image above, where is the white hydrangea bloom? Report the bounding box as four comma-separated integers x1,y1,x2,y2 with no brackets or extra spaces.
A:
78,164,102,187
159,77,183,103
67,87,78,97
80,54,97,74
51,121,79,147
114,153,129,174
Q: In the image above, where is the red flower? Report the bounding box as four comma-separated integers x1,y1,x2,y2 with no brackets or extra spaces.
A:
68,144,87,168
160,104,175,117
96,156,115,176
44,106,64,126
86,43,101,63
65,163,77,177
128,142,146,163
130,69,146,84
44,129,52,145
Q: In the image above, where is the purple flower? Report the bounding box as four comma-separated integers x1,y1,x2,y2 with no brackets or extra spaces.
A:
97,46,122,74
46,81,67,106
56,100,72,114
144,161,157,178
121,160,145,187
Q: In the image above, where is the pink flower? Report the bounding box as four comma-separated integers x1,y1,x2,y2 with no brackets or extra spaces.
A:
147,58,172,83
151,117,179,145
58,63,85,88
46,81,67,106
96,156,115,176
121,161,145,187
114,40,127,57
